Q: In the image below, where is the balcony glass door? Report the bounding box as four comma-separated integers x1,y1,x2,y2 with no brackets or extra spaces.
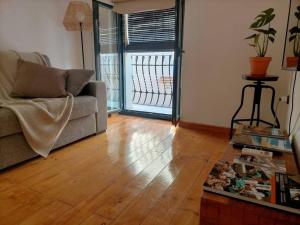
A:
93,1,185,121
93,1,122,113
122,7,177,119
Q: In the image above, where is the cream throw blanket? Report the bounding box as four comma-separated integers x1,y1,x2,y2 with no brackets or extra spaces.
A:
0,51,74,157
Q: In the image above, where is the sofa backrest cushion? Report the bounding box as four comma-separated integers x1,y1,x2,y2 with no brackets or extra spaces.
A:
66,69,94,96
11,60,68,98
0,51,50,99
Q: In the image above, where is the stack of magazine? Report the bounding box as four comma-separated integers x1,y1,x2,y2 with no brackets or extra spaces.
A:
230,125,292,153
204,148,300,214
239,126,286,138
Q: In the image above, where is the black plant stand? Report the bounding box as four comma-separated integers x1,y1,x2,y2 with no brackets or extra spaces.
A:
229,75,280,139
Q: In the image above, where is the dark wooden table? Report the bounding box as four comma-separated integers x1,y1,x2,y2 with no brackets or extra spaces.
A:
200,146,300,225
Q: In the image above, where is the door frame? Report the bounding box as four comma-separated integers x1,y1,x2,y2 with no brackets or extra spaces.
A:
172,0,185,125
93,0,185,120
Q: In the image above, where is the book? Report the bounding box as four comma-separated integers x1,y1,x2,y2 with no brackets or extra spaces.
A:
230,134,292,154
239,125,286,139
276,173,300,208
241,148,273,158
203,160,300,215
234,148,286,173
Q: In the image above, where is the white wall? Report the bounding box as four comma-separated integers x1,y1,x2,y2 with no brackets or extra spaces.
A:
181,0,290,128
0,0,95,70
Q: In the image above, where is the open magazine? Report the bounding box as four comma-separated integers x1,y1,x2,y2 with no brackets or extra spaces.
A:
234,148,286,173
204,160,300,214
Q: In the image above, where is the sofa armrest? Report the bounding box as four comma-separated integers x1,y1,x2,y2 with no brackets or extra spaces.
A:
80,81,107,133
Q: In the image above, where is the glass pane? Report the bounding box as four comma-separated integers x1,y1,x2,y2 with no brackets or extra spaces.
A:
98,6,120,112
124,52,173,115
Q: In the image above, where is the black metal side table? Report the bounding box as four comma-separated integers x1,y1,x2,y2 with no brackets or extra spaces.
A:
229,75,280,138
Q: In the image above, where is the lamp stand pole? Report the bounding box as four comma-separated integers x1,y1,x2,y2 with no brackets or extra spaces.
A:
79,22,85,69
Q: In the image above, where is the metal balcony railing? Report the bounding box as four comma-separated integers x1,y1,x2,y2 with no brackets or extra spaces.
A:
131,53,173,108
100,52,174,110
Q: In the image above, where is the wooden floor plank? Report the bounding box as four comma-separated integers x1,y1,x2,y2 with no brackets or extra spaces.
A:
169,134,227,225
110,156,187,225
79,214,111,225
24,120,171,205
93,128,204,221
140,160,206,225
29,120,172,205
55,206,112,225
50,133,175,224
18,201,72,225
0,199,53,225
94,145,175,219
0,178,13,191
0,188,47,220
0,115,228,225
108,128,215,225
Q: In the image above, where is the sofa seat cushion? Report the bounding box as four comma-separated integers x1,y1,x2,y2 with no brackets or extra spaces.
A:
0,108,21,138
70,96,98,120
0,96,97,138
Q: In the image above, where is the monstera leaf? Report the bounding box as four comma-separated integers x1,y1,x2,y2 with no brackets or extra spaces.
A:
251,8,275,28
245,8,277,57
289,26,300,35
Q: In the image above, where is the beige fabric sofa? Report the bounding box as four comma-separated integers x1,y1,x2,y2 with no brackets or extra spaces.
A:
0,53,107,170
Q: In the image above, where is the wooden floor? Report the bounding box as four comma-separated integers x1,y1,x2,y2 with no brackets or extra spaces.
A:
0,115,228,225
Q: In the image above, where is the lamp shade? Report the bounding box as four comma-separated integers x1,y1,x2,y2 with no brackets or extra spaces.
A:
63,1,92,31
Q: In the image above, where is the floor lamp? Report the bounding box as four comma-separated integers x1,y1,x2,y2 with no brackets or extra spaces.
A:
63,1,92,69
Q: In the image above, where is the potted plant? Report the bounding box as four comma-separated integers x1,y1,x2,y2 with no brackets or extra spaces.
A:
287,6,300,68
245,8,277,76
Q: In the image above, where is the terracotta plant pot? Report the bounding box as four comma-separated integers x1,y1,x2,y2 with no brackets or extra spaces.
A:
249,57,272,76
286,57,299,68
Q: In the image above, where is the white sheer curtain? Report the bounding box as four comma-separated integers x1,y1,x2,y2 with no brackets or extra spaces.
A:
112,0,175,14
